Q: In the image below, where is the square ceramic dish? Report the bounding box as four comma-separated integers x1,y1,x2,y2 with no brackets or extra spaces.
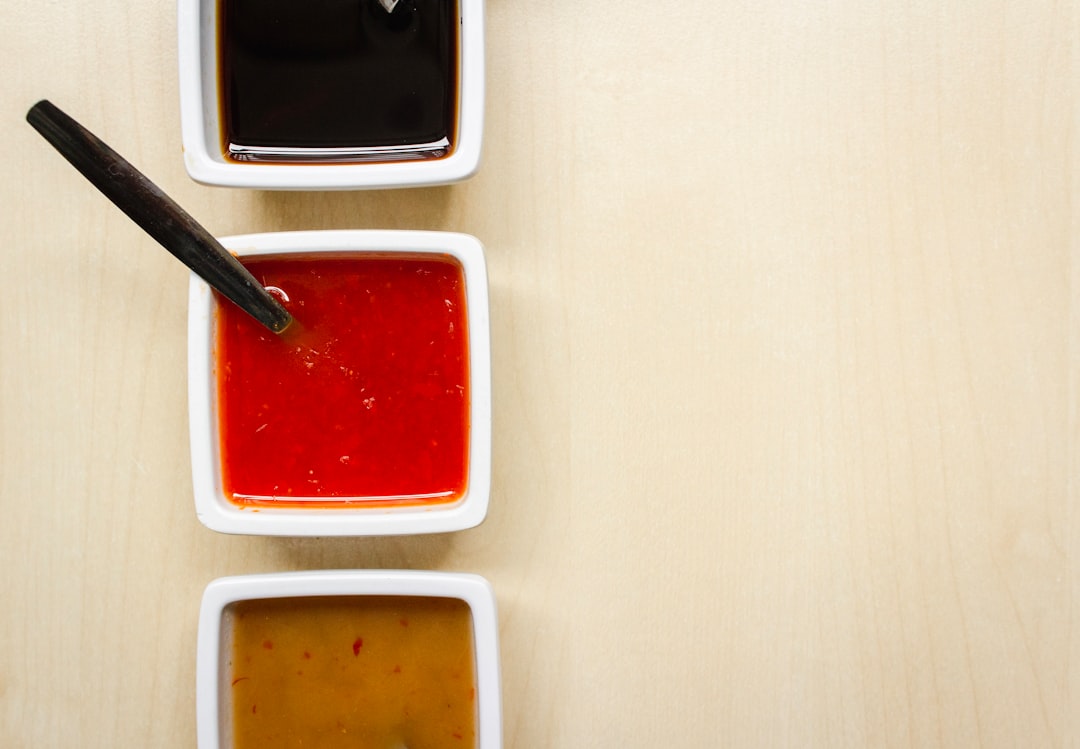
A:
177,0,485,189
196,570,502,749
188,230,491,535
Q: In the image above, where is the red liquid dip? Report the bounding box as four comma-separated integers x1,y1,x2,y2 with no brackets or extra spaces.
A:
215,253,469,507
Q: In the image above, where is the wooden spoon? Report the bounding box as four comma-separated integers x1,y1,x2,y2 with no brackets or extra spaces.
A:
26,99,293,334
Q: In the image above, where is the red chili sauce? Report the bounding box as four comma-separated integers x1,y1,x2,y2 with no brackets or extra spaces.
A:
215,253,469,507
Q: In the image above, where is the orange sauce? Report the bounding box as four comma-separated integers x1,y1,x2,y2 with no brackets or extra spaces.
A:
226,596,477,748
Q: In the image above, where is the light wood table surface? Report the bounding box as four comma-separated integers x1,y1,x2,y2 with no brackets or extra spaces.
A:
3,2,1078,746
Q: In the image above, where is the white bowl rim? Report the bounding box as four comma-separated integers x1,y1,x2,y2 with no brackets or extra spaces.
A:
196,570,502,749
187,229,492,536
177,0,485,190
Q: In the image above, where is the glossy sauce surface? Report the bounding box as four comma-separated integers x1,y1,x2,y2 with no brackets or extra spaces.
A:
226,595,477,749
219,0,458,162
215,253,470,506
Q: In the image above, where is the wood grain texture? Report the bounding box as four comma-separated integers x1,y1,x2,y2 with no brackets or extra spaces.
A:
2,1,1076,747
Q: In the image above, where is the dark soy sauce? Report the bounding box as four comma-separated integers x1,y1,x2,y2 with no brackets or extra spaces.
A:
219,0,458,163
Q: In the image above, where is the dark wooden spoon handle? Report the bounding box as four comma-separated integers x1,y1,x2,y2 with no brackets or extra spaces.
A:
26,100,293,334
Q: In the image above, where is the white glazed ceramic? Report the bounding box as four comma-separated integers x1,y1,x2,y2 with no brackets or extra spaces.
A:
187,230,491,535
177,0,485,190
196,570,502,749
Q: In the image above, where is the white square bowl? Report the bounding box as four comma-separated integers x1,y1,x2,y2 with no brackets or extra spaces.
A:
187,230,491,535
177,0,485,190
197,570,502,749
